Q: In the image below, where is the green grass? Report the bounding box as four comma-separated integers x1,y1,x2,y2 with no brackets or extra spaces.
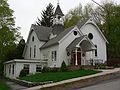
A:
19,70,100,82
0,81,11,90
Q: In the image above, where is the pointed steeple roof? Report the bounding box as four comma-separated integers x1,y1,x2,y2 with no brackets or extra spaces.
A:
54,5,64,16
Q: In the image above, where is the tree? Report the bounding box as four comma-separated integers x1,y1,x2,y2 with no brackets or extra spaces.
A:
93,0,120,58
0,0,21,73
100,3,120,58
64,3,94,28
16,39,25,59
60,61,67,72
36,3,54,27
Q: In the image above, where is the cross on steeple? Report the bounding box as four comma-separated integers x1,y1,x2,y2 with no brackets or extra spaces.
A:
57,0,59,5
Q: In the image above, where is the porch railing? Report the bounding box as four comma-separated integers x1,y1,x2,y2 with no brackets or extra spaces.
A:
86,59,103,65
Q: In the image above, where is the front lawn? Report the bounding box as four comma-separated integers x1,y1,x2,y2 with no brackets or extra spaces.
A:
0,81,11,90
19,70,100,82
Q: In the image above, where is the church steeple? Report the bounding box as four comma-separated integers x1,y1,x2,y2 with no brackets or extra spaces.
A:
53,3,64,26
51,3,64,36
54,5,64,16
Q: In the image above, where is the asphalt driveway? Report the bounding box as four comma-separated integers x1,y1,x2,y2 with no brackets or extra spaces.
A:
75,77,120,90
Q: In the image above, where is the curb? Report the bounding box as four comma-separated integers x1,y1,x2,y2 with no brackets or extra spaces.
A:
22,68,120,90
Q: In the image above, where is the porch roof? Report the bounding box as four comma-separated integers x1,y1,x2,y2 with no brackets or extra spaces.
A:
4,59,47,64
66,35,86,52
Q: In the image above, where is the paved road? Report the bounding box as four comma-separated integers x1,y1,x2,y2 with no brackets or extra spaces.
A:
0,75,27,90
5,80,28,90
75,77,120,90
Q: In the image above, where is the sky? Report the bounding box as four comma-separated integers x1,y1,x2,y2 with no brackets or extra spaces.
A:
8,0,120,41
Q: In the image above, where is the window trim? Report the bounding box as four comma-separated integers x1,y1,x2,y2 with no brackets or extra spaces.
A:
36,65,42,72
30,47,31,58
95,45,97,57
12,64,14,75
73,31,78,36
23,64,29,74
32,36,34,42
52,51,57,61
88,33,93,40
34,45,36,58
9,65,11,74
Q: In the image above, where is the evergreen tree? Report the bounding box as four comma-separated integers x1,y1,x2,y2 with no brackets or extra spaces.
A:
0,0,21,73
60,61,67,72
16,39,25,59
36,3,54,27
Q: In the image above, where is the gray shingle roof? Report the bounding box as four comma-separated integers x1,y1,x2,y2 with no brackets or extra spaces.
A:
40,19,88,49
76,19,88,29
32,24,52,41
66,35,86,52
52,24,64,35
54,5,64,16
40,26,74,49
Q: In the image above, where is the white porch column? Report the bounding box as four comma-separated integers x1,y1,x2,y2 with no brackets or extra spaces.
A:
83,52,86,65
92,50,95,65
75,48,78,65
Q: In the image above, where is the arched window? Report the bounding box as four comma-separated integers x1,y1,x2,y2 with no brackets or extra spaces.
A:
95,45,97,57
34,45,36,58
30,47,31,58
32,36,34,42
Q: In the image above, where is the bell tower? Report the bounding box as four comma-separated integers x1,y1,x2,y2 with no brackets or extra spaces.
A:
52,2,64,35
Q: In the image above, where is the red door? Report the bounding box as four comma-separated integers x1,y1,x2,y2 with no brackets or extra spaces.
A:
71,52,81,65
77,52,81,65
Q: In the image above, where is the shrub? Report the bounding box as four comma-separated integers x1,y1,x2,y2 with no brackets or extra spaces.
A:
42,67,50,73
19,69,29,77
50,67,59,72
107,57,120,66
95,63,107,69
113,64,120,68
60,61,67,72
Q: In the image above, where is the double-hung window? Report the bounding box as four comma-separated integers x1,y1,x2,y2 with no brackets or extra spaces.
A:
36,65,42,72
52,51,57,61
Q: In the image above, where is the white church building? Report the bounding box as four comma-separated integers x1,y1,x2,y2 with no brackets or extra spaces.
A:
4,4,108,78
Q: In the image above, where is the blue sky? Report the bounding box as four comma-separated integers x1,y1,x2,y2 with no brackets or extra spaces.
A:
8,0,120,41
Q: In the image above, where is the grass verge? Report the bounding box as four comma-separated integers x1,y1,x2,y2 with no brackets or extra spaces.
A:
0,81,11,90
19,70,100,82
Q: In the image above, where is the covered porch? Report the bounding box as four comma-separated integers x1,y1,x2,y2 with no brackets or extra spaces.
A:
66,35,98,66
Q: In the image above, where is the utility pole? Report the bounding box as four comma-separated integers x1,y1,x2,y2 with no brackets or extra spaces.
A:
91,0,110,39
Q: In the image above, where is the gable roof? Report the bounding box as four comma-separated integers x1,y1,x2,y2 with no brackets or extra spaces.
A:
66,35,86,52
40,26,74,49
23,25,52,57
86,19,108,43
40,20,89,49
32,24,52,41
76,19,89,29
54,5,64,16
76,18,108,43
